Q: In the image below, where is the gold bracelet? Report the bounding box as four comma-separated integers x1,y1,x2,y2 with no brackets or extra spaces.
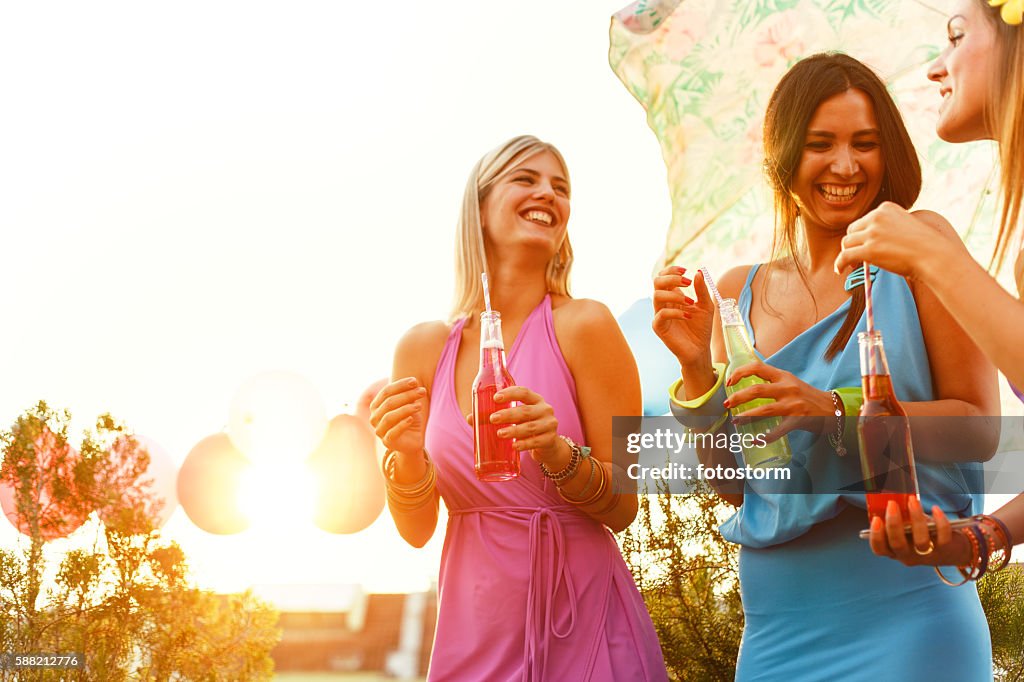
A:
573,457,598,498
383,450,432,489
559,460,607,506
934,566,971,587
590,470,624,516
934,528,978,587
383,450,437,511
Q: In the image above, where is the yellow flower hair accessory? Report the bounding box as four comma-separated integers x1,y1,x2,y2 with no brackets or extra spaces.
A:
990,0,1024,25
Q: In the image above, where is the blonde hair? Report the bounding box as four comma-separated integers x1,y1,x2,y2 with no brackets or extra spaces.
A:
981,1,1024,278
449,135,573,320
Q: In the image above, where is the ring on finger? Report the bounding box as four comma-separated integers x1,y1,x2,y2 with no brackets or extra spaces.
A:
913,538,935,556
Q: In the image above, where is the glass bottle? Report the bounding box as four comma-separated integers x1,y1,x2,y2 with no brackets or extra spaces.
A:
857,330,920,521
720,299,792,468
472,311,520,481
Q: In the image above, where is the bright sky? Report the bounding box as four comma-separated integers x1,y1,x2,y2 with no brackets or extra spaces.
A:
0,1,670,600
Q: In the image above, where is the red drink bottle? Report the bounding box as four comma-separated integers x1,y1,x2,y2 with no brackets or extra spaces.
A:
856,330,920,521
472,311,520,482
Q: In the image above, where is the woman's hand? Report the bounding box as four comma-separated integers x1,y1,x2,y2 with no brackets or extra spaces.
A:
369,377,428,456
652,266,715,370
485,386,561,464
724,358,835,421
868,497,972,567
834,203,964,281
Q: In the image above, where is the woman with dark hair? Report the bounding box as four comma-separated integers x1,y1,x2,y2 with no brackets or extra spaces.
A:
654,53,998,679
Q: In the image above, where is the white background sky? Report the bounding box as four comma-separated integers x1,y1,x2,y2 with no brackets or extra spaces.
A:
0,1,671,598
1,2,1015,602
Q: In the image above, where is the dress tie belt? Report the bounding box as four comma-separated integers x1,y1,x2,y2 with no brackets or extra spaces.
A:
449,505,580,682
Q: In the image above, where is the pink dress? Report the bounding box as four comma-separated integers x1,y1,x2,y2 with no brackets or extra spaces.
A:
423,295,668,682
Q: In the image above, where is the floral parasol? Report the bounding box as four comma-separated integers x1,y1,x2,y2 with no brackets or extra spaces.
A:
609,0,999,278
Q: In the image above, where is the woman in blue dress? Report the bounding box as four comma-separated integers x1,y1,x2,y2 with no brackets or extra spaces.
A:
653,53,999,680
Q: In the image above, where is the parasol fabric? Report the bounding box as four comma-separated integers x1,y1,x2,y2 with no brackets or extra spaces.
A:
609,0,998,278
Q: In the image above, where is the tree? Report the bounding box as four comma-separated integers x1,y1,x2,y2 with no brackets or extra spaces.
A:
0,402,280,681
619,480,743,682
978,563,1024,682
622,477,1024,682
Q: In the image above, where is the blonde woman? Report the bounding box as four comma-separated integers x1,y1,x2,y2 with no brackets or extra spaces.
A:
369,136,667,681
835,0,1024,577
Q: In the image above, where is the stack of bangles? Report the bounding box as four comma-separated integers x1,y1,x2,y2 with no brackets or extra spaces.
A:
935,514,1014,587
541,435,621,515
382,450,437,512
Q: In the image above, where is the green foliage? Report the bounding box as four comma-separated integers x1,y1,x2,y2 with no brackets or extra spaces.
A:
0,401,281,681
621,474,1024,681
978,564,1024,681
619,480,743,682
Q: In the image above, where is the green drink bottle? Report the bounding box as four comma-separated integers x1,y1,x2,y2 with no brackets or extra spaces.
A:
720,298,792,468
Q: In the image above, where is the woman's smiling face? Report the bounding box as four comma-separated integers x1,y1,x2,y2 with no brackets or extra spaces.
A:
928,0,999,143
791,88,885,233
480,149,570,257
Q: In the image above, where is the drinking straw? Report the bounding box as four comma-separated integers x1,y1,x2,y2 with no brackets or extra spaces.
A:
481,272,492,314
700,266,725,308
863,261,877,376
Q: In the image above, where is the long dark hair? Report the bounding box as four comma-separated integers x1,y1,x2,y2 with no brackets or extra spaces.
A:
762,52,921,360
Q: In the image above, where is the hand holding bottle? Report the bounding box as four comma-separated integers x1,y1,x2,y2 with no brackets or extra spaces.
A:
369,377,428,457
868,497,972,567
468,385,560,464
724,360,835,439
652,266,715,371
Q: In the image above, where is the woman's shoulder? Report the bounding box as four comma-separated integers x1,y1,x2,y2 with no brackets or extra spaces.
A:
396,320,452,349
550,295,617,332
717,264,756,300
549,296,628,356
910,209,955,232
393,320,456,378
882,210,959,299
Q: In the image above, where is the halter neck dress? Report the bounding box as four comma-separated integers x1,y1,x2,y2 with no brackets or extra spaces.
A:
423,294,667,682
726,265,991,681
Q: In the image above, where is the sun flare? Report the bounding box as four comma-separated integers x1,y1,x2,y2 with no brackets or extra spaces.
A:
237,461,317,530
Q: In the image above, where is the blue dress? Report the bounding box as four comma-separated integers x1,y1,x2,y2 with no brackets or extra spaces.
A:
726,265,992,681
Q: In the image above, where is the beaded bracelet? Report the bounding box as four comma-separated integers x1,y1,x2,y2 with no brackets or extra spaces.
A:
976,523,1002,574
826,390,847,457
966,520,983,577
957,525,988,582
978,514,1014,572
541,436,586,484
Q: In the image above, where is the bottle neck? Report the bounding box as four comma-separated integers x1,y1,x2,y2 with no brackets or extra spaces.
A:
723,323,756,364
858,331,890,378
719,299,755,363
479,312,506,369
479,312,504,347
